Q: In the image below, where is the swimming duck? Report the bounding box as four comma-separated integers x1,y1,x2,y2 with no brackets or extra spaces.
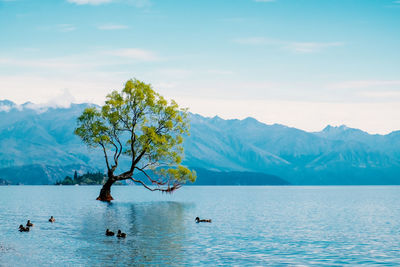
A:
117,230,126,238
26,220,34,227
19,225,29,232
49,216,55,223
195,217,212,223
105,229,115,236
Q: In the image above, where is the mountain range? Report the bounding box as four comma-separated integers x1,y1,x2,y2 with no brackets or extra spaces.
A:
0,100,399,185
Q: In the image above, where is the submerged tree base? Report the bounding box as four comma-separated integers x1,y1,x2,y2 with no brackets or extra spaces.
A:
96,195,114,202
97,185,114,202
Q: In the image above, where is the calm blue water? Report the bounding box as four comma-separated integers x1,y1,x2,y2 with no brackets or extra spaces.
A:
0,186,400,266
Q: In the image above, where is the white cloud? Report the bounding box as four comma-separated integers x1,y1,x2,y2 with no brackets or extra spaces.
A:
0,105,12,112
0,48,161,72
67,0,151,6
328,80,400,101
127,0,151,8
0,57,98,69
234,37,344,53
359,90,400,99
98,24,129,30
48,89,76,108
329,80,400,90
0,89,76,113
153,82,179,89
287,42,343,53
206,69,234,75
156,68,192,77
106,48,160,61
57,24,76,32
0,74,119,106
234,37,277,45
37,24,76,32
67,0,112,5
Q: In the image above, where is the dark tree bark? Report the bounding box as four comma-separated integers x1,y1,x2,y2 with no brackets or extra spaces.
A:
97,176,115,202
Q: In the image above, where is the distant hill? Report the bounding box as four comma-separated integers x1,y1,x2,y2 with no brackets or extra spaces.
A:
0,100,399,185
0,178,11,185
191,168,289,185
0,164,98,185
55,171,107,185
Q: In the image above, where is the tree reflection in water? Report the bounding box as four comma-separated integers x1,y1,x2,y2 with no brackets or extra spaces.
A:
76,201,189,265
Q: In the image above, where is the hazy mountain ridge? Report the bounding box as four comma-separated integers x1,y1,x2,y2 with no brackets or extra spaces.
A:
0,164,99,185
0,100,399,185
185,113,400,184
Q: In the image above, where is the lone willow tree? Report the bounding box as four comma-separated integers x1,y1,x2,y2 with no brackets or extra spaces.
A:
75,79,196,201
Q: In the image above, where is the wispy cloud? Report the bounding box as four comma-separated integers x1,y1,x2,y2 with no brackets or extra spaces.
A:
157,68,192,77
106,48,160,61
97,24,129,30
327,80,400,101
57,24,76,32
287,42,343,53
0,48,162,73
234,37,344,53
128,0,151,8
234,37,276,45
359,90,400,99
67,0,112,5
37,24,76,32
67,0,151,7
0,57,95,69
19,89,76,111
0,73,122,106
207,69,234,75
329,80,400,89
153,82,180,89
0,104,13,112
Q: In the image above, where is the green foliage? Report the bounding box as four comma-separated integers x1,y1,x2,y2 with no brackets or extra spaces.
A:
157,166,197,183
74,79,196,188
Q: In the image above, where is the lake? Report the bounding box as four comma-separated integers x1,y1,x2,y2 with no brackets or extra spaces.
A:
0,186,400,266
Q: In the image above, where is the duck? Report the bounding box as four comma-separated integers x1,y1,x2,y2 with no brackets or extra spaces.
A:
195,217,212,223
26,220,34,227
19,225,30,232
105,229,115,236
49,216,55,223
116,230,126,238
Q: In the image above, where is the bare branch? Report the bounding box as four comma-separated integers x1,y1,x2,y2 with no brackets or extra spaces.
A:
129,177,181,193
135,166,168,186
133,149,147,168
99,142,111,171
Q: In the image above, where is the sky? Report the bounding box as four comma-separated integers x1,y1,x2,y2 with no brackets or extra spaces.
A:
0,0,399,134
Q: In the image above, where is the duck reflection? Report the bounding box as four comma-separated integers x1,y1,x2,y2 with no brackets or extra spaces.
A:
76,201,189,265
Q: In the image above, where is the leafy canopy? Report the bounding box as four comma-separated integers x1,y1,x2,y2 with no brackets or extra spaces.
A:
75,79,196,190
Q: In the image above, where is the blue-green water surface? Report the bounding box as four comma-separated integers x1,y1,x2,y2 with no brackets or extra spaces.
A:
0,186,400,266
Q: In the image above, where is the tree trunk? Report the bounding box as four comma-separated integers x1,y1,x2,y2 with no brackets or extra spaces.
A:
97,177,115,202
